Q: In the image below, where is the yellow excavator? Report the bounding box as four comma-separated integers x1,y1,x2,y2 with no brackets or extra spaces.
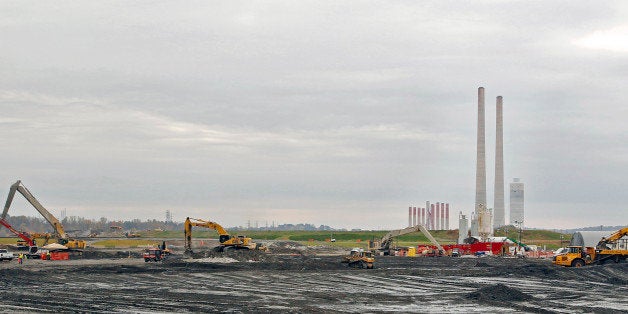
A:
553,228,628,267
184,217,266,253
2,180,86,249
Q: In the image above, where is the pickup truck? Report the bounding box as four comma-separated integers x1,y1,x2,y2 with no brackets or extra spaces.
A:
0,249,14,261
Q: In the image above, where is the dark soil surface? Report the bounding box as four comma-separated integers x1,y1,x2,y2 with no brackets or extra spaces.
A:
0,248,626,313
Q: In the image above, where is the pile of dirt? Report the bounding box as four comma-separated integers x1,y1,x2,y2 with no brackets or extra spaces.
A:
190,249,277,263
474,261,491,267
467,283,532,302
266,241,317,255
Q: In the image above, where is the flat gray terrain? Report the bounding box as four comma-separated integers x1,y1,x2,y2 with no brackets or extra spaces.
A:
0,244,626,313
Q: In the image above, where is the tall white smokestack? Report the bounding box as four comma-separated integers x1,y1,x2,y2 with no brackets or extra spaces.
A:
476,87,487,211
476,87,492,239
493,96,505,228
408,207,412,227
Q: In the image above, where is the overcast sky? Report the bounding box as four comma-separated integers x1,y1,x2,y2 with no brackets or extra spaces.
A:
1,1,627,230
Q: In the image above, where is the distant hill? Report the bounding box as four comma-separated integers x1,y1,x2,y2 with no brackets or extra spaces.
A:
536,225,627,234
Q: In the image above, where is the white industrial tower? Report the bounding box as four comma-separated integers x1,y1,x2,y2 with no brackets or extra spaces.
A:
509,178,525,227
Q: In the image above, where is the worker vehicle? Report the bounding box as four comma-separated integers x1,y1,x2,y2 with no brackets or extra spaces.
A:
369,224,444,256
0,249,14,261
2,180,86,249
342,248,374,269
553,228,628,267
143,242,171,262
184,217,266,253
143,248,164,262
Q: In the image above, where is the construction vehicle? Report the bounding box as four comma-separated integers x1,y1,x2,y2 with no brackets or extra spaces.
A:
342,248,374,269
184,217,266,253
143,242,171,262
553,228,628,267
370,224,445,256
2,180,86,249
0,218,38,254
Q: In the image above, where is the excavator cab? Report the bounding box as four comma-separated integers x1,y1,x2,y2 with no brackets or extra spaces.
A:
219,234,232,243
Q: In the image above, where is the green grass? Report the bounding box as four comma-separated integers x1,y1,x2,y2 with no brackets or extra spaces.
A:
1,228,570,250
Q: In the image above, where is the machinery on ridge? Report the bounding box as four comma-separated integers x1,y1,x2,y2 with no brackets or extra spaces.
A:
2,180,86,249
370,224,444,256
184,217,266,254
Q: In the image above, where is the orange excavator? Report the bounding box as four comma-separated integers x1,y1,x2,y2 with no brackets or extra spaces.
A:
184,217,266,254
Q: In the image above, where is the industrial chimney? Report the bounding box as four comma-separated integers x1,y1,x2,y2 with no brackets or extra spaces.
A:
493,96,505,228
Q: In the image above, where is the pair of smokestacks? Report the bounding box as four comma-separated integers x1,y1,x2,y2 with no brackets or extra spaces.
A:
476,87,505,239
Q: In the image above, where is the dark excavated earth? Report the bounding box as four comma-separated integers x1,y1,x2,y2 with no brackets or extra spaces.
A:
0,245,626,313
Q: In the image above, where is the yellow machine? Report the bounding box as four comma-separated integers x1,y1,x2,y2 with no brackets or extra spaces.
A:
2,180,86,249
342,248,375,269
553,228,628,267
184,217,266,253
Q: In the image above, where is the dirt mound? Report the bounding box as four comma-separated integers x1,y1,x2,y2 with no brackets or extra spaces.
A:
266,241,315,255
474,261,491,267
467,283,532,302
193,249,275,262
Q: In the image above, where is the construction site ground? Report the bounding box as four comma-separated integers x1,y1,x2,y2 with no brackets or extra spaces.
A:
0,241,626,313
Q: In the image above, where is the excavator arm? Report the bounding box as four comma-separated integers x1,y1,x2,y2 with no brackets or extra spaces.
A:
597,228,628,249
0,218,35,247
379,224,444,253
2,181,67,241
184,217,232,253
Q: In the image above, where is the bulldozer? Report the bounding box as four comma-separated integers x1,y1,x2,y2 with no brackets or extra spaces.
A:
184,217,266,254
342,248,374,269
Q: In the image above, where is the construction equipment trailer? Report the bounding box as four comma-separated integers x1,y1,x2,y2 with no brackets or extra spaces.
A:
553,228,628,267
2,180,86,249
184,217,266,253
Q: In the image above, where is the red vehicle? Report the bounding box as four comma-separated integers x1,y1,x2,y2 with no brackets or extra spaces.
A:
143,248,164,262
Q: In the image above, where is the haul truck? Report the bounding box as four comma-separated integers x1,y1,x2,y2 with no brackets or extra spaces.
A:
2,180,86,249
553,228,628,267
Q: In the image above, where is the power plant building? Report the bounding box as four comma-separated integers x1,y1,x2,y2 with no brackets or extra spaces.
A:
509,178,525,227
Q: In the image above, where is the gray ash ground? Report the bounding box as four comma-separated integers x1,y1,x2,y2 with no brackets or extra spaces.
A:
0,245,626,313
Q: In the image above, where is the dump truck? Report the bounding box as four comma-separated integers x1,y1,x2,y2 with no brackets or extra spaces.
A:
553,228,628,267
2,181,86,249
342,248,374,269
184,217,266,254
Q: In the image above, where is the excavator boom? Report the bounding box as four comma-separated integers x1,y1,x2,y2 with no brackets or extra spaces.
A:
379,224,444,253
603,228,628,243
0,218,35,247
2,181,67,240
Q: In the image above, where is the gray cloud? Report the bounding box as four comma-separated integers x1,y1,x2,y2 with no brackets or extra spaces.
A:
1,1,627,229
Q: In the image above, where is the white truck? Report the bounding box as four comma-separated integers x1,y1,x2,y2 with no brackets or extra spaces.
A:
0,249,14,261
